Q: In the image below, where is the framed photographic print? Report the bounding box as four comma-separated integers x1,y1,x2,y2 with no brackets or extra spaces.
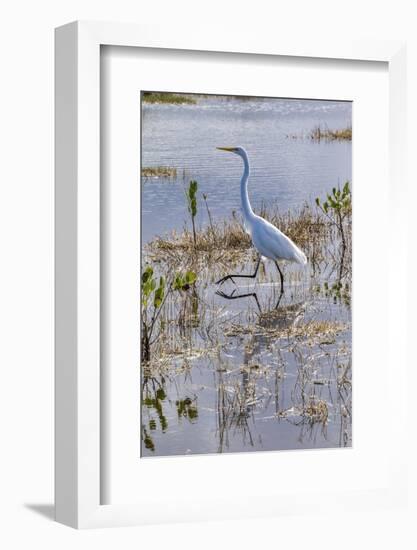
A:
55,21,408,528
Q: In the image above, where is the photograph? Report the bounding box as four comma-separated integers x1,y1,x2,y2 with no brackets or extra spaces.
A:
140,91,352,457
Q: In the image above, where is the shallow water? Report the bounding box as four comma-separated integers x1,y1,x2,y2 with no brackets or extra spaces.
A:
141,96,351,243
142,263,351,456
141,95,352,457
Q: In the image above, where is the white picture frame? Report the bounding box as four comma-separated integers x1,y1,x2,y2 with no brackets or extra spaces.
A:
55,21,407,529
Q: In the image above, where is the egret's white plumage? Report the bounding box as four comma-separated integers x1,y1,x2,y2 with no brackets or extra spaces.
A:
216,146,307,289
251,216,307,264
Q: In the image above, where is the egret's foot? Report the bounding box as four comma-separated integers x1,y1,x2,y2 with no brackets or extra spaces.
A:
215,274,236,285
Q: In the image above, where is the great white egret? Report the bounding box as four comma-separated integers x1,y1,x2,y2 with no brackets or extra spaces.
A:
216,146,307,293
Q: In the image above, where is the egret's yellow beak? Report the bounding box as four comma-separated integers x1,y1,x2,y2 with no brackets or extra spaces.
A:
216,146,237,152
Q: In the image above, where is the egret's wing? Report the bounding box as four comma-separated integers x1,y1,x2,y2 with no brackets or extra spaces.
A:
252,218,307,264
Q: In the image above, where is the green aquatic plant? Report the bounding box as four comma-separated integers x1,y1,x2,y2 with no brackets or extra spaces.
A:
141,382,170,452
176,397,199,422
143,386,168,432
142,266,167,362
142,427,155,451
186,180,198,246
142,266,166,308
321,280,351,307
315,181,351,257
141,265,197,362
173,270,197,291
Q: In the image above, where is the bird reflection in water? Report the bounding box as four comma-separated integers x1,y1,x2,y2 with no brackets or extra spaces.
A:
216,286,284,312
214,287,306,452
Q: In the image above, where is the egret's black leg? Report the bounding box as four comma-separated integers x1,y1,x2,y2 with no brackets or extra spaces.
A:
216,288,261,313
275,290,284,309
275,261,284,294
216,257,261,286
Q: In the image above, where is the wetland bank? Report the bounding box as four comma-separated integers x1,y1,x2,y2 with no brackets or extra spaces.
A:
141,93,352,457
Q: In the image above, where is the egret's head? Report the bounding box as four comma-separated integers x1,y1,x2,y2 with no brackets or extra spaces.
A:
216,146,246,158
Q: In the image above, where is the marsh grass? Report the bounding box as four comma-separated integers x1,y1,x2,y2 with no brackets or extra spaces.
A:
141,166,177,178
141,197,352,454
224,318,347,344
142,92,197,105
143,199,351,366
304,398,329,424
147,202,338,270
287,124,352,142
143,199,351,364
142,284,352,451
309,124,352,141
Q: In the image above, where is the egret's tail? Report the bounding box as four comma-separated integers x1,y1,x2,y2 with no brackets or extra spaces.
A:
294,246,308,265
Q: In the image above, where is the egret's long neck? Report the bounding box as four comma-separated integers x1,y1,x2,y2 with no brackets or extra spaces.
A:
240,152,255,225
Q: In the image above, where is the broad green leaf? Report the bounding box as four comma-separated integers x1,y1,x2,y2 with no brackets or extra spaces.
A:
142,266,153,284
173,274,184,291
185,271,197,285
154,276,165,308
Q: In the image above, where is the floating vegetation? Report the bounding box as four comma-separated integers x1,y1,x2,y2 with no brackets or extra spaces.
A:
142,92,197,105
141,166,177,178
